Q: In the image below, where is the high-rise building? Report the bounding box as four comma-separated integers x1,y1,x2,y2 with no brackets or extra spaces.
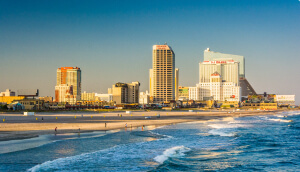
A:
190,58,241,102
204,48,245,78
109,82,140,104
203,48,256,97
199,60,240,85
55,67,81,103
150,44,176,103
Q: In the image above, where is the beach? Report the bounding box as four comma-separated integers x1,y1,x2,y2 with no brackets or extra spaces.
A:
0,110,280,141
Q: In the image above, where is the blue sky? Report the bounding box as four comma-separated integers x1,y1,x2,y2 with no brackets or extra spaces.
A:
0,0,299,103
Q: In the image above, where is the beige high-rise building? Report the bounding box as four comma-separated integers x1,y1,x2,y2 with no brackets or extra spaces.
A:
199,60,239,86
55,67,81,103
109,82,140,104
150,44,176,103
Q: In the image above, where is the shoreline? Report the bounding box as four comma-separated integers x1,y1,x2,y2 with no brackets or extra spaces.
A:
0,110,287,142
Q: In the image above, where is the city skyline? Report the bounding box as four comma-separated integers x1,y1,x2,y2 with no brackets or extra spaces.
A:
0,0,299,104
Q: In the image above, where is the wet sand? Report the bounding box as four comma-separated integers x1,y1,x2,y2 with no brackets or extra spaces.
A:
0,110,279,141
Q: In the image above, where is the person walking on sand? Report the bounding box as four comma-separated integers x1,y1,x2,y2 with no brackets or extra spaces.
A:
55,127,57,133
125,123,127,128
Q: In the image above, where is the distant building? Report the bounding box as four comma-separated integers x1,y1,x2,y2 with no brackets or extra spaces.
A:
55,67,81,104
81,91,95,101
139,91,150,105
11,99,44,110
199,60,240,86
150,44,176,103
55,84,74,104
197,72,240,102
0,89,15,96
109,82,140,104
95,93,113,102
0,96,24,104
204,48,245,78
275,95,295,106
39,96,53,103
204,48,256,97
175,68,179,100
190,58,241,102
188,87,199,101
178,86,189,101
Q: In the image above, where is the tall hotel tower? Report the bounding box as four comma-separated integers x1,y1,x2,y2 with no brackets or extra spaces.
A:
150,44,177,103
55,67,81,104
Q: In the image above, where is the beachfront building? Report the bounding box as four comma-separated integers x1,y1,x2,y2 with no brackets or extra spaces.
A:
39,96,53,103
0,89,16,97
139,91,150,105
95,93,113,102
0,89,24,104
275,95,295,106
175,68,179,100
199,60,240,85
81,91,95,101
189,59,241,103
149,44,176,103
55,67,81,104
189,87,200,101
109,82,140,104
204,48,256,97
178,86,189,101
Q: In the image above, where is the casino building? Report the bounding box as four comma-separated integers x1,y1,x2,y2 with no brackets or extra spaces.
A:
149,44,178,103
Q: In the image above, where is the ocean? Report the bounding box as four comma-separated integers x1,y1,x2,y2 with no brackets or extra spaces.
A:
0,110,299,171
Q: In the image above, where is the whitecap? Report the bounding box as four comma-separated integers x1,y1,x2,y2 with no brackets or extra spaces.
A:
268,119,292,123
154,146,190,164
208,129,235,137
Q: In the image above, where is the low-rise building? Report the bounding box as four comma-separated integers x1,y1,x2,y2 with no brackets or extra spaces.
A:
81,91,95,101
0,89,15,96
178,86,189,101
275,95,295,106
139,91,150,105
39,96,53,103
95,93,113,102
109,82,140,104
11,99,44,110
0,96,25,104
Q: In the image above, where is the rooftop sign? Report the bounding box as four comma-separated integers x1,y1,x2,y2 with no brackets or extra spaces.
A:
203,60,236,64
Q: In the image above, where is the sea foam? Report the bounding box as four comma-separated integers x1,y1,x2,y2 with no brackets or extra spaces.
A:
154,146,190,164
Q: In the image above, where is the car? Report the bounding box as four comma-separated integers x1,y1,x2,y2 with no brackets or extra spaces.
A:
145,116,151,119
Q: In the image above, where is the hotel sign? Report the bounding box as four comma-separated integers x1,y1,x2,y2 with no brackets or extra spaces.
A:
203,60,235,64
154,45,169,50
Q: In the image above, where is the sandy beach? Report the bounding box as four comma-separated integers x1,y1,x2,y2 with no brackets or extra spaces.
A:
0,110,280,141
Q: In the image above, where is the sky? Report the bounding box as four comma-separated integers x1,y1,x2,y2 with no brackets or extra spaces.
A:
0,0,299,104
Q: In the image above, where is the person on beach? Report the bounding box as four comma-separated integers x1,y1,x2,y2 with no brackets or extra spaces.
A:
105,123,107,128
125,123,127,128
55,127,57,133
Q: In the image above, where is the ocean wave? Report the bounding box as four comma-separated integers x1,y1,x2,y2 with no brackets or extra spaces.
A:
208,129,236,137
154,146,191,164
148,131,173,140
268,119,292,123
28,131,174,171
207,123,247,129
